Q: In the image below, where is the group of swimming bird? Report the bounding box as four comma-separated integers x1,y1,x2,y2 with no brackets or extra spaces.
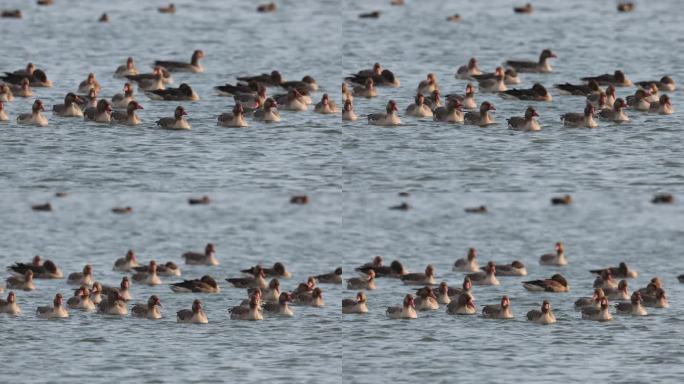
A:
0,246,343,322
342,243,675,322
342,51,675,130
0,52,336,129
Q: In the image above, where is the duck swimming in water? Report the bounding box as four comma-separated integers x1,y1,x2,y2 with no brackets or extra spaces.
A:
154,50,204,73
157,105,191,130
505,49,556,73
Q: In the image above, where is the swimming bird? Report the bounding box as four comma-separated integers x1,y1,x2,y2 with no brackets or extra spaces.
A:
406,93,433,118
294,287,324,307
446,292,476,315
253,98,280,122
476,68,507,92
274,88,308,111
280,76,318,93
590,263,638,279
505,49,556,73
556,80,602,96
131,295,162,319
132,260,162,286
368,100,401,126
582,70,632,87
455,58,482,79
526,300,556,324
157,105,190,130
182,243,218,266
507,106,541,131
84,99,112,123
424,89,443,110
453,248,479,272
489,260,527,276
445,83,477,109
482,295,514,319
401,265,435,285
342,292,368,314
635,76,675,92
6,270,35,291
111,101,143,125
315,267,342,284
0,291,20,315
386,294,417,319
604,280,630,301
342,82,353,102
263,292,294,317
111,83,136,109
154,50,204,73
238,70,283,86
250,278,280,303
574,288,605,310
177,299,208,323
347,270,376,290
523,274,569,292
170,275,220,293
53,93,84,117
414,286,439,311
342,99,358,121
17,99,48,126
1,69,52,87
352,78,377,98
432,98,463,123
464,205,487,213
77,73,101,94
539,242,566,266
561,104,597,128
615,292,647,316
598,98,629,122
347,65,399,88
230,296,263,321
588,85,616,110
8,258,62,279
464,101,496,126
217,104,248,127
417,73,439,94
146,83,199,101
649,94,673,115
467,261,499,285
581,297,612,321
442,277,473,298
314,94,337,114
7,78,32,98
111,206,132,214
37,293,68,319
626,89,652,111
127,67,170,91
356,260,407,278
89,282,103,304
158,3,176,13
514,3,533,13
226,266,267,289
67,286,96,311
424,282,451,304
501,83,552,101
101,277,131,301
551,195,572,205
67,264,93,286
114,57,139,78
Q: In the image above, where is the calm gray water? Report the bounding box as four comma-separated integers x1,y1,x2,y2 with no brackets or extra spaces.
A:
1,0,683,383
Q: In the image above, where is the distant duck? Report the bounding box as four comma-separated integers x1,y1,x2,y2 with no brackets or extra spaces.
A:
251,278,280,303
154,50,204,73
53,93,84,117
465,205,487,213
182,243,218,266
253,98,280,122
356,260,407,278
263,292,294,317
582,70,632,87
274,88,308,111
482,296,514,319
257,2,277,12
342,292,368,314
453,248,480,272
347,270,376,290
651,193,674,204
635,76,675,92
446,14,462,22
551,195,573,205
561,104,597,128
158,3,176,13
401,265,435,285
289,195,308,204
146,83,199,101
456,58,482,79
8,258,62,279
188,196,210,205
523,274,569,293
626,89,652,111
649,94,673,115
113,250,139,272
6,270,35,291
464,101,496,126
217,104,248,127
574,288,605,310
417,73,439,94
406,93,433,118
342,99,358,121
67,264,93,286
386,294,417,319
84,99,112,123
230,296,263,321
67,286,96,311
37,293,68,319
32,203,52,211
127,67,169,91
501,83,552,101
77,73,101,94
0,291,20,315
445,83,477,109
616,292,647,316
7,78,32,98
314,94,338,114
359,11,381,19
353,77,378,99
413,287,439,311
294,287,324,307
642,288,668,308
17,99,48,126
226,266,267,289
617,2,634,12
102,277,131,301
604,280,630,301
467,261,499,286
513,3,533,13
1,68,52,87
170,275,220,293
315,267,342,284
505,49,556,73
507,106,541,131
432,98,463,123
280,76,319,93
581,297,612,321
539,241,566,266
114,57,139,78
598,98,629,122
526,300,556,324
111,83,136,109
111,101,143,125
490,260,527,276
133,261,180,277
368,100,401,126
476,67,507,92
157,105,191,130
131,295,162,319
132,260,162,286
446,292,476,315
111,206,133,214
590,262,637,279
177,299,208,324
556,80,601,96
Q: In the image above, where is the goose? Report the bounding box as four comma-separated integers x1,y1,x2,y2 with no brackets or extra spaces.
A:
386,294,417,319
131,295,162,319
598,98,629,122
274,88,308,111
17,99,48,126
67,286,96,311
526,300,556,324
635,76,675,92
215,81,261,97
37,293,68,319
445,83,476,109
417,73,439,94
590,263,638,279
649,94,673,115
464,101,496,126
406,93,433,118
101,277,132,301
561,104,597,128
133,261,180,277
347,270,376,290
356,260,407,278
514,3,533,13
253,98,280,122
294,287,324,307
8,78,32,98
626,89,652,111
157,105,190,130
352,77,377,98
67,264,93,286
53,93,84,117
582,70,632,87
414,286,439,311
89,282,103,304
467,261,499,286
217,103,248,127
83,99,112,123
426,282,451,304
342,99,358,121
556,80,601,96
446,292,476,315
424,89,443,110
170,275,220,293
642,288,668,308
182,243,218,265
346,65,399,88
476,68,506,92
230,296,263,321
249,278,280,303
146,83,199,101
127,67,169,91
177,299,208,323
505,49,556,73
6,270,35,291
263,292,294,316
453,248,479,272
507,106,541,131
615,292,647,316
604,280,630,301
131,261,161,286
237,70,283,86
432,98,463,123
482,295,514,319
401,265,435,285
574,288,605,310
0,291,20,315
241,262,292,279
500,83,552,101
455,58,482,79
77,73,101,94
315,268,342,284
111,83,136,109
444,277,473,298
342,292,368,314
111,101,143,125
581,297,612,321
1,69,52,87
368,100,401,126
488,260,527,276
280,76,318,92
314,94,337,114
154,50,205,73
539,242,566,266
588,85,616,109
158,3,175,13
114,57,139,78
8,259,62,279
226,266,267,289
523,274,569,293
